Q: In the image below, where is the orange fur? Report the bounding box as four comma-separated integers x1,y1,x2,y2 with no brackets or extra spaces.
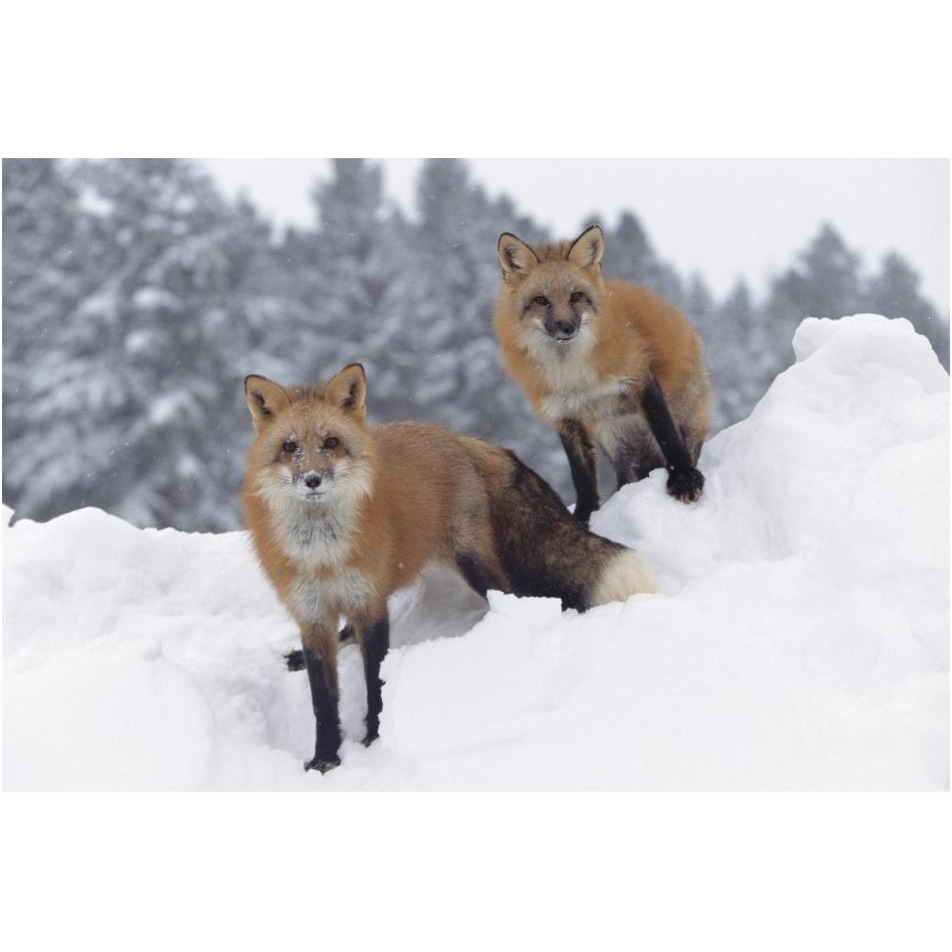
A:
242,363,656,770
242,401,503,632
496,278,708,422
493,226,712,507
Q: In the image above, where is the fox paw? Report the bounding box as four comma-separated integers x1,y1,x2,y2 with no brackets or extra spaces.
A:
362,724,380,748
304,754,341,774
667,467,704,503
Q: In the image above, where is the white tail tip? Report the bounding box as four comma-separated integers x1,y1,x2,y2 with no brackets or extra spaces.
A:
592,549,657,605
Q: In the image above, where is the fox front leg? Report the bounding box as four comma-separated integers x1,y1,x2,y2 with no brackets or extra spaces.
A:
300,623,342,773
640,376,705,503
355,610,390,748
558,418,600,523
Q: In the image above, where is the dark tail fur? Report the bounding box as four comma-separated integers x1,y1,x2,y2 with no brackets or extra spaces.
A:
489,451,655,611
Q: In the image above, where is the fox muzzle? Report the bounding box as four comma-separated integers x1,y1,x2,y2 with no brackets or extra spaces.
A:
544,316,580,342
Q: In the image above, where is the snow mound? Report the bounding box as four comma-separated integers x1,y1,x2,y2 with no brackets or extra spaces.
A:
3,315,948,790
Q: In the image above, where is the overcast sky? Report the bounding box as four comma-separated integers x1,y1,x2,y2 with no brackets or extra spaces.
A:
203,158,949,313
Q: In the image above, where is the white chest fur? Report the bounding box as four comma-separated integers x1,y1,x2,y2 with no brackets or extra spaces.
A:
289,570,374,623
528,325,626,424
256,473,376,625
540,376,627,424
268,498,355,570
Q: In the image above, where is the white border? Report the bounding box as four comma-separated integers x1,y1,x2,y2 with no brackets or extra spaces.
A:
2,1,950,948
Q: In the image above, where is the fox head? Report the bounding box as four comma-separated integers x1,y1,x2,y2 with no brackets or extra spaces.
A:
244,364,375,512
496,225,605,350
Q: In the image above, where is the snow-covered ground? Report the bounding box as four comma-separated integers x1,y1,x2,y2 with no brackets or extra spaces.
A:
3,315,948,790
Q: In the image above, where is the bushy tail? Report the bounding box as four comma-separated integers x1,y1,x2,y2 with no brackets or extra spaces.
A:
590,548,656,606
488,451,655,610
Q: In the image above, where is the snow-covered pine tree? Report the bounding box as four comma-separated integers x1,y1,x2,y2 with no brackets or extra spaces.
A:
707,280,771,427
398,159,570,491
758,223,866,399
601,210,685,307
4,159,281,530
278,158,412,397
683,273,715,337
2,160,103,451
7,160,946,530
765,223,863,341
863,251,949,369
407,158,506,432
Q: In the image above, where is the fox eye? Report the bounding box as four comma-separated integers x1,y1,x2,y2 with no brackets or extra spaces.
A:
282,439,298,453
323,437,339,450
570,291,585,305
532,295,550,308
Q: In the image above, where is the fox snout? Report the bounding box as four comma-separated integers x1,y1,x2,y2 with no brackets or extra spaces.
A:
544,315,580,342
296,469,326,498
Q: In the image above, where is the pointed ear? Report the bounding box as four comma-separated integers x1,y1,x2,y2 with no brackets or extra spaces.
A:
244,375,290,430
567,225,604,269
497,232,538,281
325,363,367,419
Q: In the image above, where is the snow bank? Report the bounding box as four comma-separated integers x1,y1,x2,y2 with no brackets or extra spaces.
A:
3,315,948,790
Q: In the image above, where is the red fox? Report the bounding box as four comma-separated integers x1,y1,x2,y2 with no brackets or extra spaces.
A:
494,225,713,521
242,364,655,773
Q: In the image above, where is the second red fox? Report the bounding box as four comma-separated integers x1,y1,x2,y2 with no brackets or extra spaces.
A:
493,224,713,521
242,364,655,772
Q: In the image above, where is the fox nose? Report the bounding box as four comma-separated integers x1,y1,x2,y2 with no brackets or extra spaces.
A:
548,317,579,339
303,473,322,489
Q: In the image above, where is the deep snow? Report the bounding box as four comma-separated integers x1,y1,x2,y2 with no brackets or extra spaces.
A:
2,315,948,790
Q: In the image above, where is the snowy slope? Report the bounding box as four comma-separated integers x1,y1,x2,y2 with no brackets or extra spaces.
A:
3,314,948,790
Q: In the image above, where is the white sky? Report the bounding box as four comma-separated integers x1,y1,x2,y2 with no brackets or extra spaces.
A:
203,158,949,313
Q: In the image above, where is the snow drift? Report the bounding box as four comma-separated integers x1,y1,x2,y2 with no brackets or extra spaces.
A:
3,315,948,790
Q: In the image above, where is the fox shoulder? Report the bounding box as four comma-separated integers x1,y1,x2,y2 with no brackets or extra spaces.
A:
600,280,706,388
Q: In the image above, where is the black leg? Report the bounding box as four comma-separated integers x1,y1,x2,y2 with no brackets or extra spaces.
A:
302,639,341,773
640,376,704,503
285,625,353,672
456,552,509,598
360,614,390,748
559,418,599,522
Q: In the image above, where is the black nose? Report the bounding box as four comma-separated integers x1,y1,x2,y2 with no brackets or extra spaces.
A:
549,318,578,339
304,474,322,489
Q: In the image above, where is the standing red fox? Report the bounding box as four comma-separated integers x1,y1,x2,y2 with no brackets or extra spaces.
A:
494,225,713,521
243,364,655,773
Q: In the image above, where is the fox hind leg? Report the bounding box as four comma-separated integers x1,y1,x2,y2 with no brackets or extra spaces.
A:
456,552,509,599
558,419,600,523
613,418,664,490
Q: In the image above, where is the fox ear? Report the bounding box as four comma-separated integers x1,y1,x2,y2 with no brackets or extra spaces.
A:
244,375,290,430
567,224,604,269
325,363,367,418
497,232,538,281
